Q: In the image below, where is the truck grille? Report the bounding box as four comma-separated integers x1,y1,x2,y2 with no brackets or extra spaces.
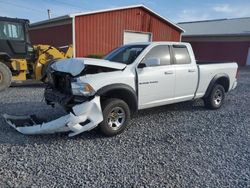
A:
51,72,72,95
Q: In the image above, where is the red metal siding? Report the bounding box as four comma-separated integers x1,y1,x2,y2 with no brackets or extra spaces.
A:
150,13,180,42
189,41,250,66
29,24,72,47
75,8,181,57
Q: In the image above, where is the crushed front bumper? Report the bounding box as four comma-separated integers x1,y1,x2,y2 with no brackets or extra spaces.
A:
3,96,103,137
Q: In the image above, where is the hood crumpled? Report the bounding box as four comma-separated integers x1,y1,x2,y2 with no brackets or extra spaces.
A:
51,58,126,76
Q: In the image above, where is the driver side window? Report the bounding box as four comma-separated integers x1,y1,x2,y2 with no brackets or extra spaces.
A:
142,45,171,66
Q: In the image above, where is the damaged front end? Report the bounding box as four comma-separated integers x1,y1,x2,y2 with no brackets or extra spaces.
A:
3,58,125,137
3,96,103,137
3,58,126,137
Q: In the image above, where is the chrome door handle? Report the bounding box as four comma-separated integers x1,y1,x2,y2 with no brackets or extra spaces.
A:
188,69,196,73
164,71,174,75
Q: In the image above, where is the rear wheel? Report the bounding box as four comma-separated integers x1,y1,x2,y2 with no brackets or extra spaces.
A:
99,98,131,136
204,84,225,109
0,62,12,91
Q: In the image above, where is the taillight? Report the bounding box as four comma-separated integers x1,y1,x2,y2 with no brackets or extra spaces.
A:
236,68,239,79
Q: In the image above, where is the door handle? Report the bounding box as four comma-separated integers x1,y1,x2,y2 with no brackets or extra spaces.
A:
188,69,196,73
164,71,174,75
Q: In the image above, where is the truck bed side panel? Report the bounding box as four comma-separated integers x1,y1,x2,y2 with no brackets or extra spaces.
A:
195,63,238,99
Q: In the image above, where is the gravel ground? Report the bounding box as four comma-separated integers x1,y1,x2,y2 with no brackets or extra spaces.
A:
0,69,249,188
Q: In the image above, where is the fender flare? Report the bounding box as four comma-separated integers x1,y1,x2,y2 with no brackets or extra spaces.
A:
97,84,138,112
204,73,230,98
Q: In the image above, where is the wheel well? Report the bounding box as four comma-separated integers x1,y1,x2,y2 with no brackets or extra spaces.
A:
216,77,229,92
0,53,11,68
204,75,230,98
0,53,11,62
99,89,138,113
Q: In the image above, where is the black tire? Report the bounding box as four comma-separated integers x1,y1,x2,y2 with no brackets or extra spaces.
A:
99,98,131,136
204,84,225,110
0,62,12,91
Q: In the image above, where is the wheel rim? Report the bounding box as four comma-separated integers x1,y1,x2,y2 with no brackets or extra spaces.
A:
107,107,126,131
214,89,223,106
0,71,3,84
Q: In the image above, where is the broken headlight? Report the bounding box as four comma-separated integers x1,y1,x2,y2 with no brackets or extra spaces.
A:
71,82,96,97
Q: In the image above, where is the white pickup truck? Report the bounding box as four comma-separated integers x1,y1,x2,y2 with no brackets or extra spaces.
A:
3,42,238,137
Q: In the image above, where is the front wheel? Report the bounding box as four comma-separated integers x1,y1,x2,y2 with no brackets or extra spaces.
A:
0,62,12,92
99,98,131,136
204,84,225,110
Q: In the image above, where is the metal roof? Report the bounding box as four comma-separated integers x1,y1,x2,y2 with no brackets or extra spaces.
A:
30,5,184,32
178,17,250,37
30,15,71,27
0,16,29,24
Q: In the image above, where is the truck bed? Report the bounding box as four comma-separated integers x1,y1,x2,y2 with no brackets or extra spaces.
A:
194,62,238,99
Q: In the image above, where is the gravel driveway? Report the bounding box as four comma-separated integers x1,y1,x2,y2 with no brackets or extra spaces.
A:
0,69,249,187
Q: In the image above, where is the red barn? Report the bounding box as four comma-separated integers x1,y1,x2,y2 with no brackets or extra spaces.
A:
29,5,183,57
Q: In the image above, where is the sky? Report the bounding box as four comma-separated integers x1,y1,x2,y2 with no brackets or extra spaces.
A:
1,0,250,23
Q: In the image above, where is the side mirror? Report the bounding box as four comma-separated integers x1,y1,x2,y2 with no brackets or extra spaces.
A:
144,58,160,67
138,63,146,69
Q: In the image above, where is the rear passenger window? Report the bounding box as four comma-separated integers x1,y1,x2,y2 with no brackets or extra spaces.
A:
173,45,191,64
142,45,171,66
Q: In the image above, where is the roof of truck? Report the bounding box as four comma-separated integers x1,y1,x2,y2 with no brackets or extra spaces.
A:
124,41,190,46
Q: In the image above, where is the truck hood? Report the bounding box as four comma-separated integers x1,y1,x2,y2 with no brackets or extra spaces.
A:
51,58,127,76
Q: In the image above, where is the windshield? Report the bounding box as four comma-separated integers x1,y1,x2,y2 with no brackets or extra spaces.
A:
0,21,25,40
104,45,148,65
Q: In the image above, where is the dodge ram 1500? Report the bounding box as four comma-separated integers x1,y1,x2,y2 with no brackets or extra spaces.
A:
3,42,238,137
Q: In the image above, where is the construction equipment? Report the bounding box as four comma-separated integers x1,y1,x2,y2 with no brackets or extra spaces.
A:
0,16,73,91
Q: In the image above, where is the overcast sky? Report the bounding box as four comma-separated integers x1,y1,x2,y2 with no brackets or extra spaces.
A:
1,0,250,23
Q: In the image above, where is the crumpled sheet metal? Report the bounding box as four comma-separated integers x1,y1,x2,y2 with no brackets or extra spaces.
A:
2,96,103,137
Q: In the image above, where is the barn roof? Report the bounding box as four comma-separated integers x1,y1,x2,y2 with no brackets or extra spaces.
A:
30,5,184,32
178,17,250,37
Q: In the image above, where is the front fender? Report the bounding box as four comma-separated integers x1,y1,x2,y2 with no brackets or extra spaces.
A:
97,84,138,113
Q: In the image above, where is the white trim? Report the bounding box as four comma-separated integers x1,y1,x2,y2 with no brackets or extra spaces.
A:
246,48,250,66
69,4,184,32
180,32,183,42
72,16,76,57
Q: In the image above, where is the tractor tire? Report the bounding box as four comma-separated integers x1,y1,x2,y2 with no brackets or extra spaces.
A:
99,98,131,137
0,62,12,91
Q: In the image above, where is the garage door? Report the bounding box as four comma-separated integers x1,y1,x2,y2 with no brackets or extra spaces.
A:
123,31,151,44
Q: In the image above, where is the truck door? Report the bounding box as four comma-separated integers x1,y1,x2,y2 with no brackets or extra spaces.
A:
172,45,198,101
137,45,175,109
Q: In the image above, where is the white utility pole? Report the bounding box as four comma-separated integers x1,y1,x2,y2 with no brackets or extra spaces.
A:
47,9,51,19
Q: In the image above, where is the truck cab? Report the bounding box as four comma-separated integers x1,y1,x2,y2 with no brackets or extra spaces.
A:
131,42,198,109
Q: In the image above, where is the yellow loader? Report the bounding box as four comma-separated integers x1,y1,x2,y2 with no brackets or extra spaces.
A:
0,16,73,91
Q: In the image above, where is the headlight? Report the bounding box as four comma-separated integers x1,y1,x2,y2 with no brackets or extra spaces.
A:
71,82,96,97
